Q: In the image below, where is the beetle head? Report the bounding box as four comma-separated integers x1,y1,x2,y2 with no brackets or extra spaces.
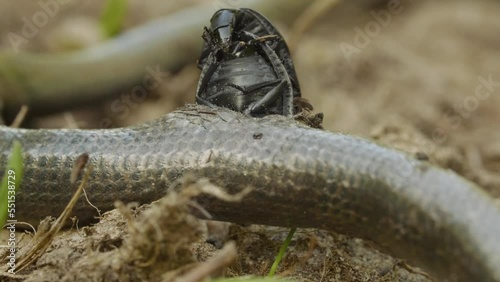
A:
209,9,237,51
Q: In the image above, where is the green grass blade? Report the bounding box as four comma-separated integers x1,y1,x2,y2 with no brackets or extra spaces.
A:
100,0,128,38
268,228,297,277
0,141,24,228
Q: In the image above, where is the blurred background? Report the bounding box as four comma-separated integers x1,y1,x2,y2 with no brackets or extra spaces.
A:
1,0,499,280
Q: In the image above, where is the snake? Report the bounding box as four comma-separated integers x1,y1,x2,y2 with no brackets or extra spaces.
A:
0,104,499,281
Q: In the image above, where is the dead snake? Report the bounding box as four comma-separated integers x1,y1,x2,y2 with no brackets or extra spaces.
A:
0,105,499,281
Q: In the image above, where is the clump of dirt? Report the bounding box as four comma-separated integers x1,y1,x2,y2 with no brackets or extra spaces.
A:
223,225,429,281
1,182,205,282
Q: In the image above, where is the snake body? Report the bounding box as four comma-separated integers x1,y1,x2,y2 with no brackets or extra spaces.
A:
1,105,499,281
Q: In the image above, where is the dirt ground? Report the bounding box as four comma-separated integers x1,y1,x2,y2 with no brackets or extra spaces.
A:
1,0,500,281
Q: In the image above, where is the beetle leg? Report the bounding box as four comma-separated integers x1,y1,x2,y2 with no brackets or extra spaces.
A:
196,52,222,106
257,43,294,116
238,30,279,45
198,27,219,69
247,79,287,115
231,32,277,56
231,41,246,55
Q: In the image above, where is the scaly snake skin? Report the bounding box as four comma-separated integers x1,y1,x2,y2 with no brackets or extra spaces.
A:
0,105,499,281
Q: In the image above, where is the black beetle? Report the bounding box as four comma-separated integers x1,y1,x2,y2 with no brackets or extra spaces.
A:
196,8,308,117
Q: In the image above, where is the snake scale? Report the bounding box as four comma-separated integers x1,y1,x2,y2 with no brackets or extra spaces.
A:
0,105,499,281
